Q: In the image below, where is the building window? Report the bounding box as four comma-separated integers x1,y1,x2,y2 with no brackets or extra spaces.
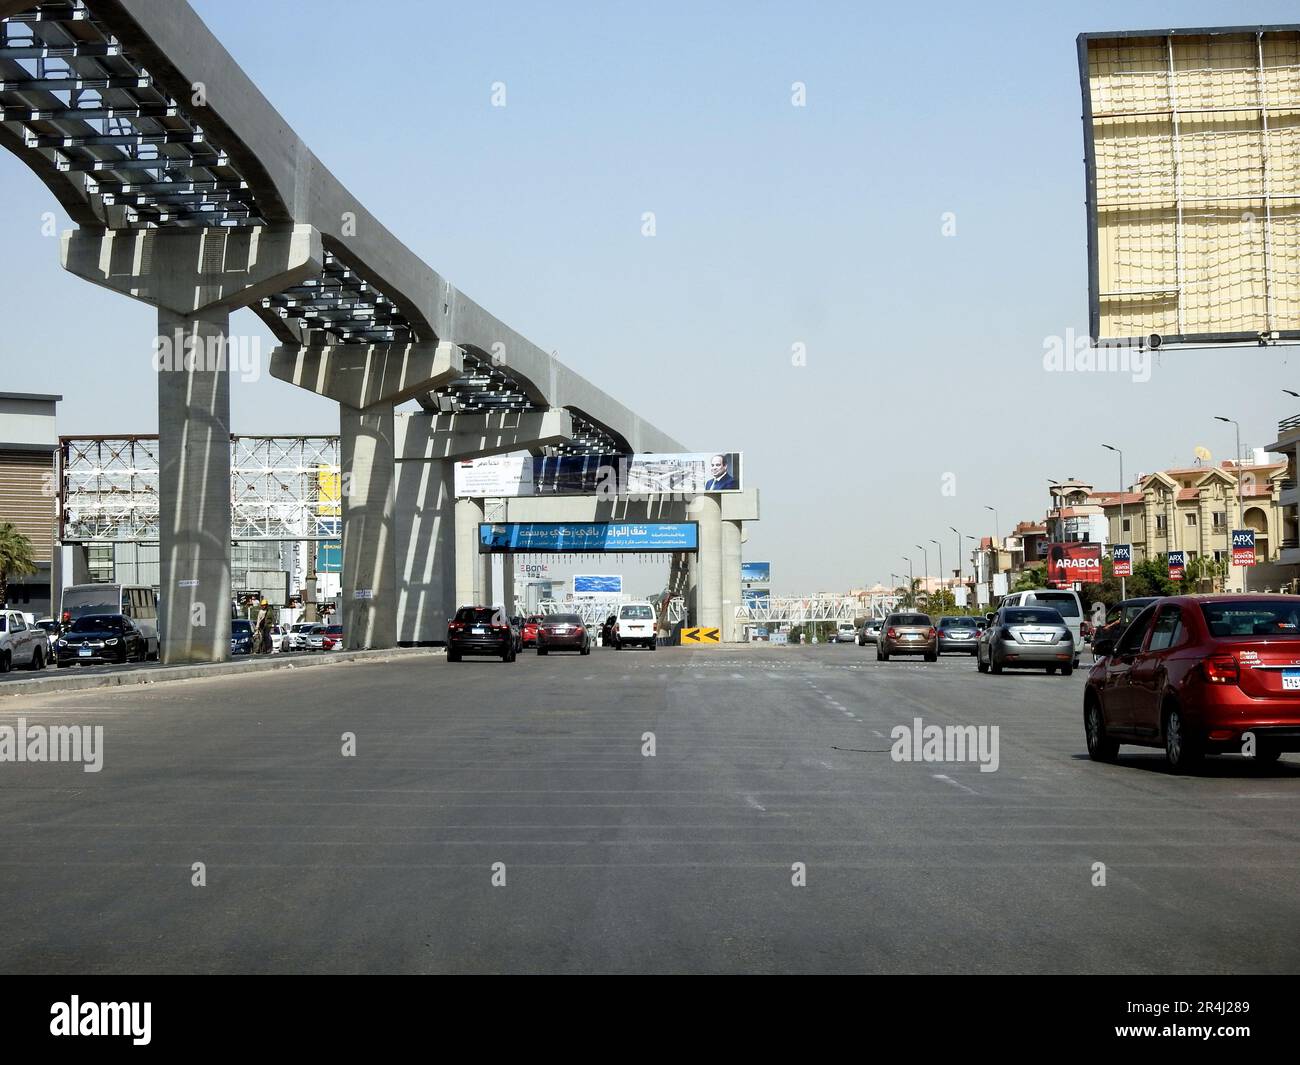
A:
1121,518,1132,533
1186,513,1198,527
86,545,114,583
1212,511,1225,529
1156,514,1167,532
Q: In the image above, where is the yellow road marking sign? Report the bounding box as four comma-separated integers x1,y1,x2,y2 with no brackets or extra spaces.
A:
682,627,720,644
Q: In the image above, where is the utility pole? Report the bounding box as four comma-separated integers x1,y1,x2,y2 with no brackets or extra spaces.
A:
1102,444,1126,600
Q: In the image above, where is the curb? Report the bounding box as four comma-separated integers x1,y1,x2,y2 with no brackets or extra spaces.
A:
0,646,440,699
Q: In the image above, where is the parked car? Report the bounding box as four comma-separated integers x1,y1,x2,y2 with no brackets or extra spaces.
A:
1085,595,1300,772
1000,589,1084,667
61,583,160,660
936,615,981,655
286,622,315,651
521,615,542,648
1090,596,1162,660
321,624,344,651
536,613,592,655
508,616,524,653
304,624,327,652
835,622,857,643
977,605,1074,675
0,608,48,672
858,618,884,646
877,612,937,662
55,613,147,667
613,602,657,650
269,624,285,653
231,618,254,655
447,606,516,662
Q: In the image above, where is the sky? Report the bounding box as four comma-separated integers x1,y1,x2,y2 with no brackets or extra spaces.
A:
3,0,1300,597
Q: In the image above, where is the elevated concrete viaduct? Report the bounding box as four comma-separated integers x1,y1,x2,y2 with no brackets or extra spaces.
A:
0,1,756,658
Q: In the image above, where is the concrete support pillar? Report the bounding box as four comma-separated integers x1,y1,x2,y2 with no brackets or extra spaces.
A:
688,493,723,631
455,497,486,607
722,519,742,642
395,457,455,643
156,307,232,664
502,554,515,614
340,401,397,649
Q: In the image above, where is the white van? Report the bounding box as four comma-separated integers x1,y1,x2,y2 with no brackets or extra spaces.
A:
614,602,657,650
61,583,160,660
1000,589,1082,666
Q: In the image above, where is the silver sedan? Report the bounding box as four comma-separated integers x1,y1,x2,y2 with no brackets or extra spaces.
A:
976,606,1075,676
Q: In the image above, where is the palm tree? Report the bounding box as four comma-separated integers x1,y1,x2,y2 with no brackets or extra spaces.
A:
0,523,37,608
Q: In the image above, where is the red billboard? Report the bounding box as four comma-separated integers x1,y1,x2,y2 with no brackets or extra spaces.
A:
1045,542,1103,585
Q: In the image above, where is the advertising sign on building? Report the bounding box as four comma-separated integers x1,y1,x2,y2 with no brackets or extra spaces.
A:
479,522,699,553
1112,543,1132,578
1231,529,1256,568
740,561,771,584
455,453,742,498
572,574,623,596
1168,550,1186,580
1045,542,1103,585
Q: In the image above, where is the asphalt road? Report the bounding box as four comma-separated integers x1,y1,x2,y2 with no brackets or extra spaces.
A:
1,643,1297,974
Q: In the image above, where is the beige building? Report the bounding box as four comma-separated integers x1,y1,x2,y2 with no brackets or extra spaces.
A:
1090,459,1289,592
0,392,61,616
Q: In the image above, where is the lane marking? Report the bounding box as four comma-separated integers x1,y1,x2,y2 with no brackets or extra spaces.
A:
932,773,978,795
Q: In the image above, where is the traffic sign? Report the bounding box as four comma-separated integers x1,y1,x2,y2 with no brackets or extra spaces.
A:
682,627,720,644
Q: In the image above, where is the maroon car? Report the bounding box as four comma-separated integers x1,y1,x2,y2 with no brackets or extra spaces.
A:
536,613,591,656
1084,595,1300,772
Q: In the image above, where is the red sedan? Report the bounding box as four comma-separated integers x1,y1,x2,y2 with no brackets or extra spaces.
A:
521,615,542,648
1084,595,1300,772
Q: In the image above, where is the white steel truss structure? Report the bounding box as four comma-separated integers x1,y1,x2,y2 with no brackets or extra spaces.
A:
735,593,902,626
61,435,340,542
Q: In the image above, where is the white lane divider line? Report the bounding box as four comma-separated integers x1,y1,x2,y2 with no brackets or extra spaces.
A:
932,773,978,795
872,729,885,739
744,794,766,812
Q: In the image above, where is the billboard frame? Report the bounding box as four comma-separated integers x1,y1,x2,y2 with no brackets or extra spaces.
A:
1078,25,1300,349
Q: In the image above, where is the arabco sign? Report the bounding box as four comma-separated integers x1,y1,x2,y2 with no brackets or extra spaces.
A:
1045,542,1103,585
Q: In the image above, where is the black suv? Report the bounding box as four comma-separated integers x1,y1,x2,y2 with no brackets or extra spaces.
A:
447,606,516,662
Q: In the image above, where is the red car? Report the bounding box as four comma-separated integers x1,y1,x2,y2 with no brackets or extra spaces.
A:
1084,595,1300,772
536,613,591,656
521,615,542,648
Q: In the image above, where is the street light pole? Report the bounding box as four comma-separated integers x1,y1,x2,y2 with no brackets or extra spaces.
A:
915,544,929,600
1215,416,1244,593
930,538,944,604
1102,443,1126,599
903,556,913,603
949,527,963,584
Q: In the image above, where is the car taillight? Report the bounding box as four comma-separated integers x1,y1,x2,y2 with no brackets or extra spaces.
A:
1202,654,1239,685
1000,627,1015,640
927,628,936,638
576,626,584,634
449,622,463,630
886,628,897,639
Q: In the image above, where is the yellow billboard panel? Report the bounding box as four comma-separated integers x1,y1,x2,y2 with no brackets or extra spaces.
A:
316,466,341,516
1080,27,1300,345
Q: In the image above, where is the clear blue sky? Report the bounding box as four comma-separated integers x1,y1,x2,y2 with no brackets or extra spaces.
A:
3,0,1298,594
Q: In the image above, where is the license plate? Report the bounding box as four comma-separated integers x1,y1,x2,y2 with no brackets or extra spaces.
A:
78,646,91,657
1283,669,1300,690
1025,633,1050,643
473,627,486,634
903,633,919,640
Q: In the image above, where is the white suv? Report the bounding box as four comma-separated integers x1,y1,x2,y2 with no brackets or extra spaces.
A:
614,602,657,650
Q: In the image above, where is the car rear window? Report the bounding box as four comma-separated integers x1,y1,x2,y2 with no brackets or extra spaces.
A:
1200,601,1300,638
1033,593,1080,617
892,614,930,626
940,617,977,628
548,614,581,624
620,605,654,619
456,608,499,623
1004,608,1063,625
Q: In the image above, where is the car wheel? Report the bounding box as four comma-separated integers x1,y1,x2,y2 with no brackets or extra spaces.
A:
1164,705,1203,773
537,646,548,656
1085,698,1118,761
30,647,43,671
1250,741,1282,764
1047,665,1057,675
0,651,9,673
448,649,461,662
976,650,988,673
989,651,1003,675
581,644,591,656
924,651,937,663
1060,663,1073,677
